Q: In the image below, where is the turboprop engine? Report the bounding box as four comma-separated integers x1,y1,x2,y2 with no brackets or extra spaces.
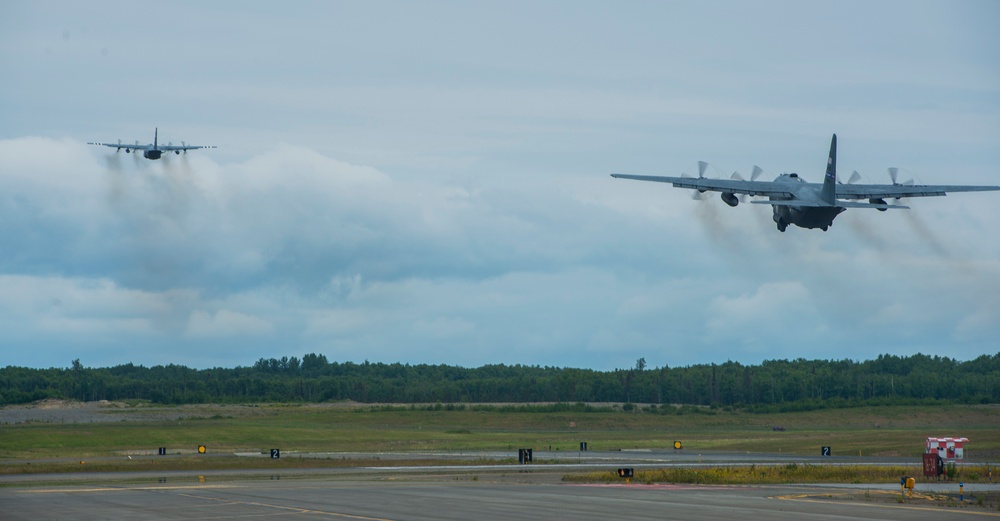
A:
721,192,739,207
869,198,888,212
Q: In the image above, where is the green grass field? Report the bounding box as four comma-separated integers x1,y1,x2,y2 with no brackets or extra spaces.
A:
564,464,998,485
2,402,998,477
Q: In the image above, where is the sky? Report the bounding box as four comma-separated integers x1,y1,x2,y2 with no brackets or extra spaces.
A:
1,1,999,371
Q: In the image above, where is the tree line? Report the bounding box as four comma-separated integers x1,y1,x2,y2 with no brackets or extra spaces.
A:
1,353,997,409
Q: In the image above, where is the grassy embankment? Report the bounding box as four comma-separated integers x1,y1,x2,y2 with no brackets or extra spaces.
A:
1,403,997,477
563,464,997,485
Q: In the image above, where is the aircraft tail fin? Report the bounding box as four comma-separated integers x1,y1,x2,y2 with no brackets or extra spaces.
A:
154,128,158,149
820,133,837,205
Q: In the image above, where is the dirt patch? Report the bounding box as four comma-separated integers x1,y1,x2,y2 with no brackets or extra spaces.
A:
0,400,271,425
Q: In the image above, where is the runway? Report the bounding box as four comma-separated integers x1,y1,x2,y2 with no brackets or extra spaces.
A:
3,469,996,520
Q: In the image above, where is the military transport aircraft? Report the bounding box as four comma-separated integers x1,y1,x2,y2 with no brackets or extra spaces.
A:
611,134,1000,232
88,128,216,160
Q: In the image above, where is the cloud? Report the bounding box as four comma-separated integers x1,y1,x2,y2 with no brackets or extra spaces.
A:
185,309,274,338
305,308,377,338
954,306,1000,343
2,0,999,373
412,316,477,339
0,274,161,325
704,281,822,346
2,134,998,370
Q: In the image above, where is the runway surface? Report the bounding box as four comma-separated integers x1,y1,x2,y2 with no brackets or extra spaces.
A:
3,469,997,520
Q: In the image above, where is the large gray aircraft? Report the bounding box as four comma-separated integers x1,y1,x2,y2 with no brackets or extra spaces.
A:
611,134,1000,232
88,128,216,160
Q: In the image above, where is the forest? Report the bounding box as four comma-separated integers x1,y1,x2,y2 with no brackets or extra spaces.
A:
1,353,997,410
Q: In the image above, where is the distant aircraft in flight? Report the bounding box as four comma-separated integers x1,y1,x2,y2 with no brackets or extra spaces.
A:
612,134,1000,232
88,128,216,160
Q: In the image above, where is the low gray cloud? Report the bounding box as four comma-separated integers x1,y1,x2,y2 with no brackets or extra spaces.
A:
2,2,998,370
1,136,997,370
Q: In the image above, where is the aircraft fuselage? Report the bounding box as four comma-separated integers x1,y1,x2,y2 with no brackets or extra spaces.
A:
767,173,845,232
143,149,163,160
770,203,844,232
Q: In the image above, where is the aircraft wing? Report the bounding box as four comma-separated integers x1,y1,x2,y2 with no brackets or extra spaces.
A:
87,141,152,150
836,183,1000,199
611,174,792,198
158,144,217,151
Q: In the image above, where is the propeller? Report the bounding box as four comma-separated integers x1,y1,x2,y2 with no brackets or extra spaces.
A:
722,166,766,203
686,162,766,204
888,167,914,203
839,170,862,185
888,167,914,186
730,171,751,202
689,161,710,200
115,139,122,153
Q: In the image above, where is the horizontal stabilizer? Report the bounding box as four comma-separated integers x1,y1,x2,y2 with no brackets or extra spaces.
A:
752,200,909,210
836,200,909,210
